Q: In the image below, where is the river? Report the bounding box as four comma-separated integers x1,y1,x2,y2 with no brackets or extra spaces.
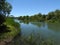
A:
7,20,60,45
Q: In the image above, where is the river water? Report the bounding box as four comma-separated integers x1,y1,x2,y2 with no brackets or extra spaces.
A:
8,20,60,45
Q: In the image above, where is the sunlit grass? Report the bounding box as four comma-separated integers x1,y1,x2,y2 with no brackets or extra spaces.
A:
0,18,20,41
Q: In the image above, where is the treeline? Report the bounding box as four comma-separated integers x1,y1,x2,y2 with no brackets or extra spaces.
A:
18,10,60,23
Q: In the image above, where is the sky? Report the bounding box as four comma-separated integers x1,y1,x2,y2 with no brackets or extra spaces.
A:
7,0,60,17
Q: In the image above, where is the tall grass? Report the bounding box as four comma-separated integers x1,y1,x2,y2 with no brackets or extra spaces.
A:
0,18,20,41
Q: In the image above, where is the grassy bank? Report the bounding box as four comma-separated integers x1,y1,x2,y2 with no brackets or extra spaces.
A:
0,18,20,43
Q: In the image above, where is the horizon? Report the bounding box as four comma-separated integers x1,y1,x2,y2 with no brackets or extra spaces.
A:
7,0,60,17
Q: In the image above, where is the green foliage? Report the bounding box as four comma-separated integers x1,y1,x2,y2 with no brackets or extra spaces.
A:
0,0,12,36
0,0,12,16
0,0,10,34
6,18,20,28
18,10,60,23
0,14,5,25
5,2,12,17
0,0,6,25
0,24,10,33
0,18,20,41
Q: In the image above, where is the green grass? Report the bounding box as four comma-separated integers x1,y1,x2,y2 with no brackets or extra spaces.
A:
0,18,20,41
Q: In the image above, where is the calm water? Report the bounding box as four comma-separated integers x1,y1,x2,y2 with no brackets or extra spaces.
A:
8,20,60,45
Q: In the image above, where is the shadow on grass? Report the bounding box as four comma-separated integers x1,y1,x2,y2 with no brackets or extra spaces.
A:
0,24,11,35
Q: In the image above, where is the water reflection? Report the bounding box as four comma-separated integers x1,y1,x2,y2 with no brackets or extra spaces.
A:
47,23,60,31
8,20,60,45
20,22,60,45
20,21,29,24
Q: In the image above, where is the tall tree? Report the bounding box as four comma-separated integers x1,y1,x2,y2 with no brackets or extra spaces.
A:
0,0,12,17
5,2,12,17
0,0,12,33
0,0,6,25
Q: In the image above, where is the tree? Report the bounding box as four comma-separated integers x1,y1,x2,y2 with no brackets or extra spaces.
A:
47,12,55,20
0,0,6,15
4,2,12,17
0,0,6,25
0,0,12,33
0,0,12,17
0,14,5,25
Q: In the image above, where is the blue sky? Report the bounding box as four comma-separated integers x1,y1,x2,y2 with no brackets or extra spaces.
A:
7,0,60,17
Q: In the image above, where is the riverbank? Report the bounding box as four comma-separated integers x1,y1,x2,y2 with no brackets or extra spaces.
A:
0,18,20,45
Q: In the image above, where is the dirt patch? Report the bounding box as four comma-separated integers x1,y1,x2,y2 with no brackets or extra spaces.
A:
0,41,6,45
0,37,13,45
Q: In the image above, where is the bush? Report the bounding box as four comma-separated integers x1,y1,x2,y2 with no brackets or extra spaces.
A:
0,24,10,33
0,14,5,25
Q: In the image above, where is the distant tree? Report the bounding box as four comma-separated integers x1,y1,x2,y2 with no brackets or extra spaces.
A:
47,12,55,20
18,10,60,22
26,15,29,20
42,14,46,21
54,10,60,18
18,16,23,20
37,13,42,17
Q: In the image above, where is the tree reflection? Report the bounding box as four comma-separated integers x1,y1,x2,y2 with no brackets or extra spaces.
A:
31,22,41,27
47,23,60,31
